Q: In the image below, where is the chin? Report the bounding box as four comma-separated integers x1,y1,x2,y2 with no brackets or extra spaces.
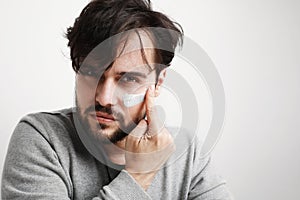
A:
91,124,127,144
85,114,131,143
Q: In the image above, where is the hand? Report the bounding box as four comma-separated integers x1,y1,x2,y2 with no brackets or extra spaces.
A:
125,85,175,190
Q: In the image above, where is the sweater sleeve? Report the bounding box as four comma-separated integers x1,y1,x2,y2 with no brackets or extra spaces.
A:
96,170,152,200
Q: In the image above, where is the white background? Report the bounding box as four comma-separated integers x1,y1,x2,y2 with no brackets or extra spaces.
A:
1,0,300,199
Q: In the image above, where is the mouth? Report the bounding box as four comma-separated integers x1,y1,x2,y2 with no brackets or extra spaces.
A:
91,112,116,124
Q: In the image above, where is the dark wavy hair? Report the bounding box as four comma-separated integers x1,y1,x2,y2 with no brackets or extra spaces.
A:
66,0,183,75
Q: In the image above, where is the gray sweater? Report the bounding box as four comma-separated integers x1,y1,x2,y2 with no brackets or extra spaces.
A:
1,108,232,200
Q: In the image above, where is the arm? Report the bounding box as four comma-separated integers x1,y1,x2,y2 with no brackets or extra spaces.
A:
97,170,151,199
124,85,175,190
1,121,152,200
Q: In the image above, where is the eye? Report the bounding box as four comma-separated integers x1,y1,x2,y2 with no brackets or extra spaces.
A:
120,75,139,83
79,65,98,77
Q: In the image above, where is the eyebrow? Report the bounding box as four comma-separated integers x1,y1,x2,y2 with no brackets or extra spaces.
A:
116,71,148,78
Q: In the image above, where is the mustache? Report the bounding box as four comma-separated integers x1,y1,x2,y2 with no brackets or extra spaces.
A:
85,104,112,114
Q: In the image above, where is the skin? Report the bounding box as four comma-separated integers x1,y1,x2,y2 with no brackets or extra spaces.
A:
75,34,175,189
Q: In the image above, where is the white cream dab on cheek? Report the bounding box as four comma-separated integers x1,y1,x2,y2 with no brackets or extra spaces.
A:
123,92,146,107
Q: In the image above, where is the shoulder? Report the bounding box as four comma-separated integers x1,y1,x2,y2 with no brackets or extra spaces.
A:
162,128,232,199
164,126,211,174
7,107,88,169
11,108,85,157
20,108,74,131
18,108,75,141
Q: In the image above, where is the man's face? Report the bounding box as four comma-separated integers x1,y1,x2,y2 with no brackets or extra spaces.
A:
75,47,159,144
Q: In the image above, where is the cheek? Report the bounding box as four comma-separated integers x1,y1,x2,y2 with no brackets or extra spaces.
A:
122,101,146,123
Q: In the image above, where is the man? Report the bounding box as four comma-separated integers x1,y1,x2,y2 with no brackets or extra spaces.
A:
1,0,232,199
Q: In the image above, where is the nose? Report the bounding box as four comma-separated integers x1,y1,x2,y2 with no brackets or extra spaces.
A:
95,78,117,107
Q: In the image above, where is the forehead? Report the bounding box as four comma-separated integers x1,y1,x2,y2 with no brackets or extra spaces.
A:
112,49,155,73
81,30,156,73
112,30,156,72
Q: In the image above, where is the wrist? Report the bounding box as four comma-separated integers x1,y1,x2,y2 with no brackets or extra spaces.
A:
126,170,156,190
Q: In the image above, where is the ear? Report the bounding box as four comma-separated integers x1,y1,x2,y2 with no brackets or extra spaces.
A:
155,69,166,97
